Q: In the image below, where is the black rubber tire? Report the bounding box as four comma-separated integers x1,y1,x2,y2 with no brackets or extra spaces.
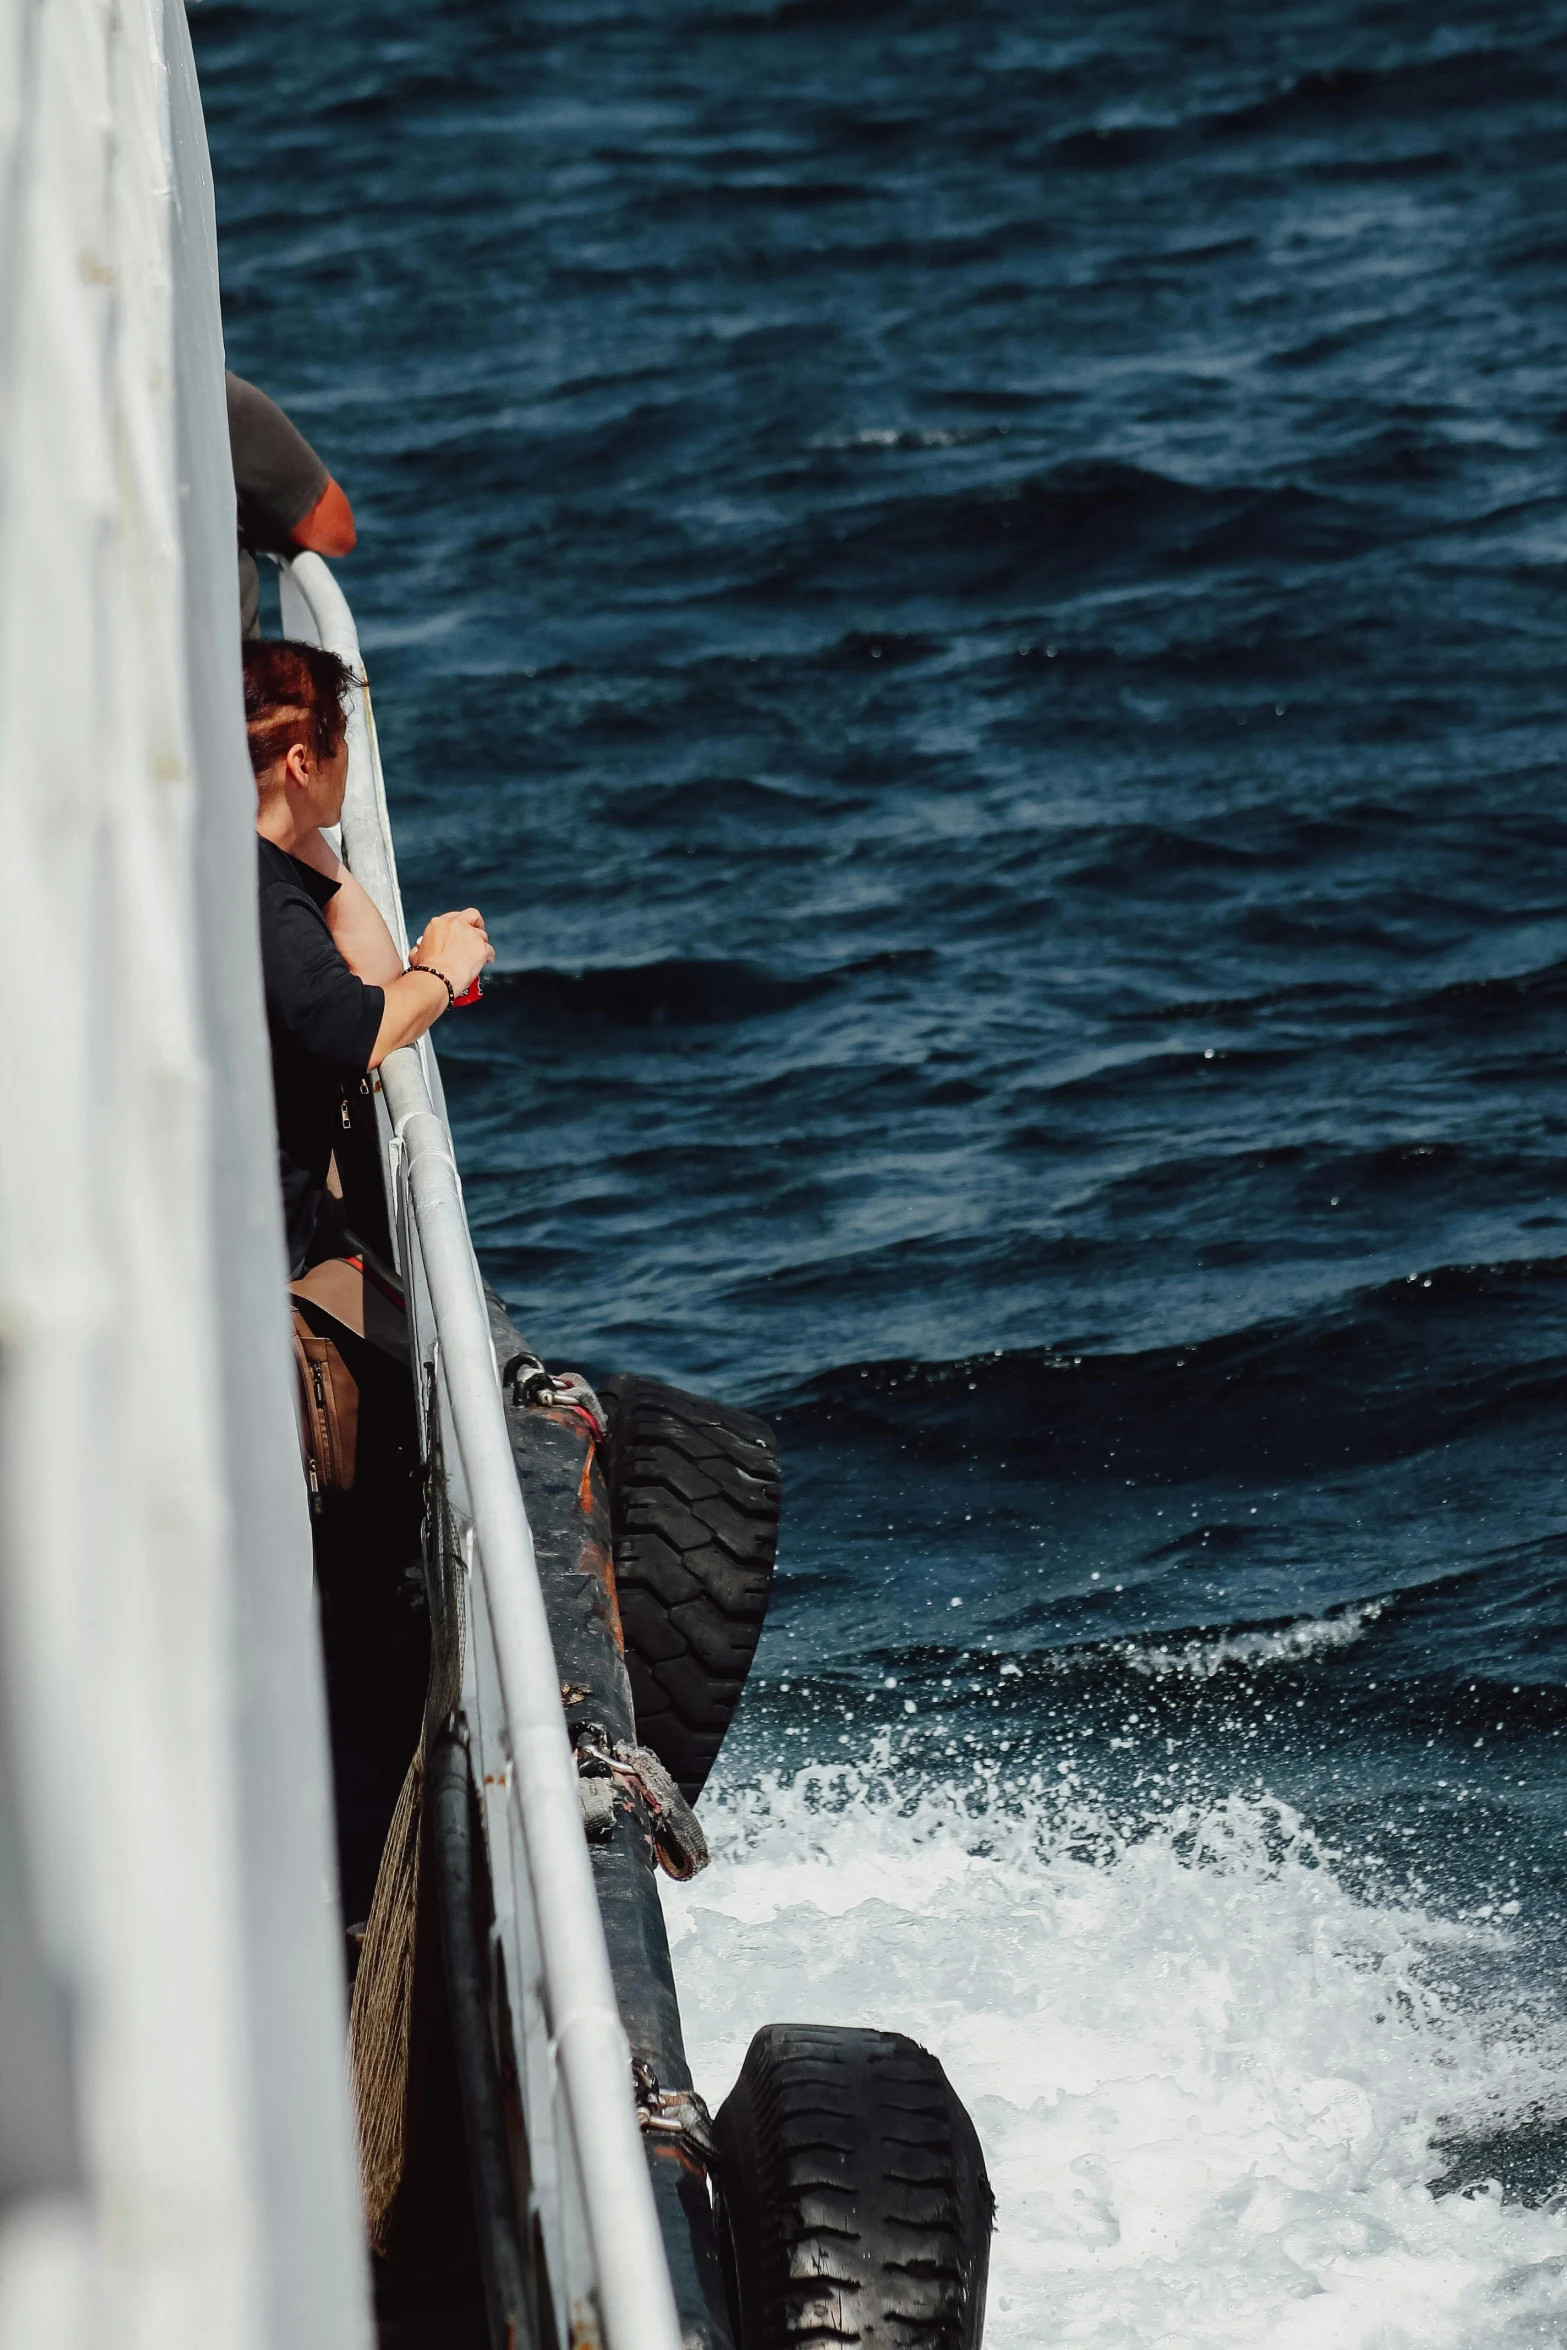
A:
598,1374,780,1803
713,2024,994,2350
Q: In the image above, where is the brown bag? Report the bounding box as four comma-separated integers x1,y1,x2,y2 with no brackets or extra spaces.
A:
288,1251,406,1514
291,1311,359,1511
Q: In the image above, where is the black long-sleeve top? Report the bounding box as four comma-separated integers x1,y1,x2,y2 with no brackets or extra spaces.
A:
257,838,385,1274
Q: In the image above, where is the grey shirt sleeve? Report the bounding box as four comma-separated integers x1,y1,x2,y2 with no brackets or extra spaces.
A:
226,371,330,552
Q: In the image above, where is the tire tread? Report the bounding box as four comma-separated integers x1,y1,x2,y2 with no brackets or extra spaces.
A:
714,2025,993,2350
600,1374,781,1800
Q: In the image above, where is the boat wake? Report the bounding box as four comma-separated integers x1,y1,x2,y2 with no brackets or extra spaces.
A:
663,1750,1567,2349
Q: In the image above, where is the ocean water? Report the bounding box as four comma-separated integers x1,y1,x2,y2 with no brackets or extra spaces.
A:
198,1,1567,2337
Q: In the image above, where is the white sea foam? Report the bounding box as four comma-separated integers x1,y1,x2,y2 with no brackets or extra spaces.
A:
663,1753,1567,2349
811,423,984,450
1123,1602,1387,1683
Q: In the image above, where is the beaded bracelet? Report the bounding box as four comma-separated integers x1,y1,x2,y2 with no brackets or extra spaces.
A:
408,961,455,1008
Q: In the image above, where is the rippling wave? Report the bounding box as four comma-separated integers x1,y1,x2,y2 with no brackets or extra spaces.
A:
200,0,1567,2327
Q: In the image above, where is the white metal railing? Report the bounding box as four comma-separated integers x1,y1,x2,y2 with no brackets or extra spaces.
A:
279,555,682,2350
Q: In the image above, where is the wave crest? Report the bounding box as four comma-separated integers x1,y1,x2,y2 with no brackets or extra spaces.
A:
1123,1601,1386,1682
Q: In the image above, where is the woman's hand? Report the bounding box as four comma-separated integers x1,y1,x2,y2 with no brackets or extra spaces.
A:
411,907,494,994
369,907,496,1066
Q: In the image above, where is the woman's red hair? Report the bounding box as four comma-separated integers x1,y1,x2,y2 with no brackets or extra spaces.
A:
241,637,357,778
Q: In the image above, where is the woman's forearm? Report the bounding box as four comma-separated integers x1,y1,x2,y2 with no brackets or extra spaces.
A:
368,967,450,1067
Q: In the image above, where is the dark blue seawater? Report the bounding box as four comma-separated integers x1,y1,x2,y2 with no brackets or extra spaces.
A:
199,3,1567,2332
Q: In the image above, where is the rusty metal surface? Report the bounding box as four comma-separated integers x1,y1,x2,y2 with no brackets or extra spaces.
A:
487,1293,735,2350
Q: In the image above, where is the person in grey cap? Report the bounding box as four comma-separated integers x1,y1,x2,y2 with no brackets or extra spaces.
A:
227,370,357,636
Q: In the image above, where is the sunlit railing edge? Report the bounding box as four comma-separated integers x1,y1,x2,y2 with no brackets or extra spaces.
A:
277,553,683,2350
